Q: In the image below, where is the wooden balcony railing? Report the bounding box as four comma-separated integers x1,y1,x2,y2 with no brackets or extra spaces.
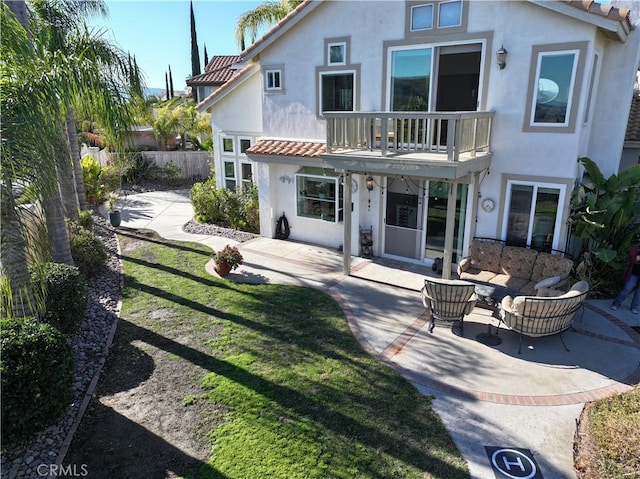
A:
324,111,494,161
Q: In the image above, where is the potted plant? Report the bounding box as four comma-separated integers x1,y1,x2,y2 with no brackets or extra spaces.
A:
212,244,243,276
107,192,121,227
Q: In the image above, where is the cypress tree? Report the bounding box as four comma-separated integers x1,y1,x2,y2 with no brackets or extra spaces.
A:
169,65,174,98
190,1,201,76
204,44,209,67
165,71,169,101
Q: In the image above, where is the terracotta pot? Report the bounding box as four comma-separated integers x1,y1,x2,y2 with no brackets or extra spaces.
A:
215,261,232,277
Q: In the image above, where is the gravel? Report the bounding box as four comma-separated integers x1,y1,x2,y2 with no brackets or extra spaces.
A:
1,214,121,479
182,220,259,243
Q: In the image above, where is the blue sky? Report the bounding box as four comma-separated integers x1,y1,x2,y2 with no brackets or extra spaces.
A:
90,1,262,90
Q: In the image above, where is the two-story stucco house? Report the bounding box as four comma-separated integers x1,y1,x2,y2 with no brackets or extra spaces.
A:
197,0,639,277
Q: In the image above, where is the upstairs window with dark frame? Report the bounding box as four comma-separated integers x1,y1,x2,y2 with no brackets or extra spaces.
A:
320,72,354,112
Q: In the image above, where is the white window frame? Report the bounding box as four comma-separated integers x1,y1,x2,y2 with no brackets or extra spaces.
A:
265,69,282,91
295,173,343,223
221,136,235,154
529,50,579,128
238,137,252,156
437,0,462,28
410,4,434,31
327,41,347,66
318,69,357,115
501,180,567,251
223,160,236,190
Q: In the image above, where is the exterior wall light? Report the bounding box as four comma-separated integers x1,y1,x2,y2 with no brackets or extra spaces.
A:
496,45,508,70
366,176,374,191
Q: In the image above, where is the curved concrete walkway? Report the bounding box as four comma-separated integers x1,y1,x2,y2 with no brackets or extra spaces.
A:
112,190,640,479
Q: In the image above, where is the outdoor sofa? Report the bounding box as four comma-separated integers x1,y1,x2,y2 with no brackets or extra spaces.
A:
457,238,574,296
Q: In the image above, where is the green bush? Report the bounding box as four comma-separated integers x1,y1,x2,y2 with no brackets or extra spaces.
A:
190,180,260,233
67,221,107,277
78,210,94,230
81,155,108,207
118,151,159,184
190,179,226,224
30,263,88,334
1,317,74,446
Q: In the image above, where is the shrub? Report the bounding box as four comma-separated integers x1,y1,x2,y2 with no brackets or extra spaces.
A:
190,179,225,224
67,220,107,276
190,180,260,233
118,151,159,184
81,155,108,207
1,317,74,446
78,210,94,230
30,263,88,334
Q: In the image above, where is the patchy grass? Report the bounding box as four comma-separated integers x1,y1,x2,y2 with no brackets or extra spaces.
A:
116,230,468,478
574,386,640,479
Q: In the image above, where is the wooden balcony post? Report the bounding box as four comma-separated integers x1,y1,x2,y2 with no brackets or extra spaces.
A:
381,117,388,157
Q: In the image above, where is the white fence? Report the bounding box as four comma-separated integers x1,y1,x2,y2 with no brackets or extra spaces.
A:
81,147,212,180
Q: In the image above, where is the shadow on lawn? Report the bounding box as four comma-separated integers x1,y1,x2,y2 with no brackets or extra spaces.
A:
118,228,212,257
94,228,468,477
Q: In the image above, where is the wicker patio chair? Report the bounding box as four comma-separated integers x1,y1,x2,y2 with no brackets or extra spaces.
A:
421,277,477,336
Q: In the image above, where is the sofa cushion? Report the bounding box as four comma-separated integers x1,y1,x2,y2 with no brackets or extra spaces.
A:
499,246,538,280
490,274,530,292
468,239,503,274
459,268,498,283
531,253,573,283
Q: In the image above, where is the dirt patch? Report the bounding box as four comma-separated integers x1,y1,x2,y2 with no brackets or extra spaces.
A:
63,232,222,479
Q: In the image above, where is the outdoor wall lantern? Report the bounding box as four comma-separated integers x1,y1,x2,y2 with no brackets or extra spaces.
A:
366,175,374,191
496,45,508,70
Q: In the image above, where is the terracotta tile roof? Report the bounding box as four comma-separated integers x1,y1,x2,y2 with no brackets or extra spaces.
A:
246,140,326,158
564,0,632,27
186,55,242,86
626,94,640,142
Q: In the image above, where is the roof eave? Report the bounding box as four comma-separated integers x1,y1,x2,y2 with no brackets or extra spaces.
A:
240,1,322,62
528,0,630,43
196,64,258,113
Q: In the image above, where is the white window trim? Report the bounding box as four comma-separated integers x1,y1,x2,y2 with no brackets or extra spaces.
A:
295,173,342,223
221,135,235,154
410,4,433,32
529,49,579,128
265,69,282,91
437,0,462,28
318,69,357,115
501,180,567,251
238,137,253,157
327,41,347,66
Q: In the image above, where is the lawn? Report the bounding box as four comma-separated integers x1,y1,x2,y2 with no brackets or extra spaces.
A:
65,229,469,478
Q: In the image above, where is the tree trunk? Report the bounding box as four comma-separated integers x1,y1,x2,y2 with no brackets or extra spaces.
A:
0,181,38,318
66,107,88,211
43,183,75,266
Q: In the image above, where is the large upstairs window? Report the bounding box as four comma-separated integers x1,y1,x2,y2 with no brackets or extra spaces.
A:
320,72,355,112
523,42,587,133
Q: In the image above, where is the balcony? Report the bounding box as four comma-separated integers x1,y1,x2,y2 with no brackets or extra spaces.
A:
322,111,494,179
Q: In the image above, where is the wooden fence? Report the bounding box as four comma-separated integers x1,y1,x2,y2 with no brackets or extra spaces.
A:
83,147,212,180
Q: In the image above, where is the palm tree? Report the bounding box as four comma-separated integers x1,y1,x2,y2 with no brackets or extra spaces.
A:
1,0,143,316
28,0,142,216
1,4,62,316
235,0,303,50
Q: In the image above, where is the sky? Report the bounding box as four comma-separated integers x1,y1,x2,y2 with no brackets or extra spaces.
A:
90,1,262,91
